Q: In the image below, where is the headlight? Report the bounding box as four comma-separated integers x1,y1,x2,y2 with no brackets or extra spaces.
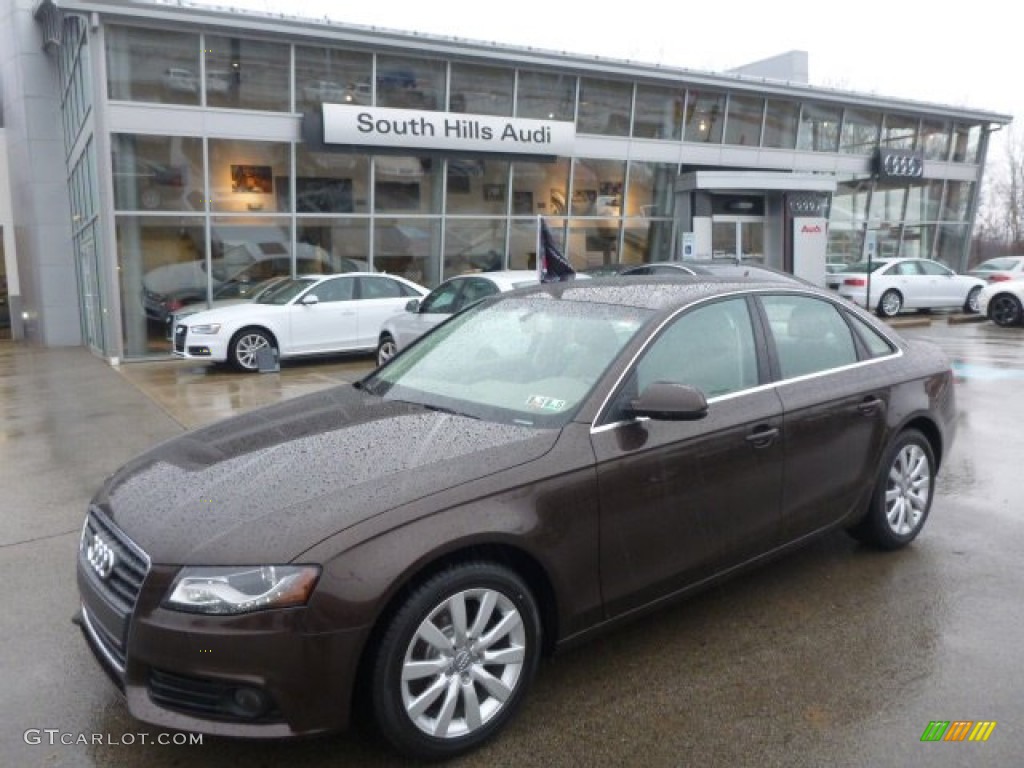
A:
165,565,320,615
189,323,221,335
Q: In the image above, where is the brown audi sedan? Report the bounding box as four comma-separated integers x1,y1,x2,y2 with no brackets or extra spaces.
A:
75,278,956,760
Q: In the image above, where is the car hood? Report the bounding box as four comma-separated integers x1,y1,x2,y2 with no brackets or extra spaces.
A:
181,301,281,325
97,385,557,564
142,261,216,295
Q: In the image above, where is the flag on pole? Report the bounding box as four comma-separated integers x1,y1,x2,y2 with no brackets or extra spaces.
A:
537,218,576,283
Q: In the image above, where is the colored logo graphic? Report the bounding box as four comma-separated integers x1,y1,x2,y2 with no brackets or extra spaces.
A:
921,721,997,742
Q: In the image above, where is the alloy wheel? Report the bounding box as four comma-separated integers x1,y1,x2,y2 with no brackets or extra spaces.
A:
884,443,931,536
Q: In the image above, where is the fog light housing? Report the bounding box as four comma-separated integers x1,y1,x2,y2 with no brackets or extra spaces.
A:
229,686,272,718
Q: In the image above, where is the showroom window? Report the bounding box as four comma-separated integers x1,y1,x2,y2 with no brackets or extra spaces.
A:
295,45,372,112
375,217,440,285
633,84,684,140
297,219,370,273
516,70,577,122
724,94,764,147
375,156,441,215
376,54,445,111
797,103,841,152
920,119,951,161
881,114,918,150
208,139,291,214
204,35,290,111
839,108,881,155
762,99,800,149
684,90,726,144
112,134,203,212
445,159,511,216
296,144,370,214
904,180,945,223
510,157,570,218
106,25,200,106
443,218,508,277
449,63,514,116
577,77,632,137
570,158,625,218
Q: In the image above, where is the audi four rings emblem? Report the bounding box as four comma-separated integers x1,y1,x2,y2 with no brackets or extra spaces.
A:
877,150,925,179
85,533,116,580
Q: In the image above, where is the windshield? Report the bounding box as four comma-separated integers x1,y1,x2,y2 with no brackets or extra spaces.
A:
362,296,649,427
255,278,319,305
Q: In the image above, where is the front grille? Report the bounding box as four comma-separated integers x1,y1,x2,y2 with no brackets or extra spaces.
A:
149,669,282,723
81,506,149,614
174,324,186,353
78,506,150,675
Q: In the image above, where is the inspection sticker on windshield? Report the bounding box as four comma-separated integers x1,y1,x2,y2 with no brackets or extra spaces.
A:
526,395,567,411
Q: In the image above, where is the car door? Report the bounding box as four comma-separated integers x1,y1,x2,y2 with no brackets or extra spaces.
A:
758,294,889,541
392,278,464,349
918,259,960,307
591,296,785,618
287,275,358,353
891,260,928,308
354,276,423,349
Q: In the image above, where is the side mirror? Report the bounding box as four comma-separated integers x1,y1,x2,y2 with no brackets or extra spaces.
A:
300,294,320,306
627,381,708,421
405,298,421,313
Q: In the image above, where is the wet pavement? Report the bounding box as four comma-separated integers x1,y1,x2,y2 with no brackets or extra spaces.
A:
1,315,1022,767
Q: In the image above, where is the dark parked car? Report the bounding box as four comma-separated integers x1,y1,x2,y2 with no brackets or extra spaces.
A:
75,277,956,760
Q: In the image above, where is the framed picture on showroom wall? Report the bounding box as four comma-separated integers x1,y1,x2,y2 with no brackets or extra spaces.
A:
231,164,273,194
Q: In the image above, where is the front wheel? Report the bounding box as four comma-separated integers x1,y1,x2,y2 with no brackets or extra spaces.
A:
377,333,398,367
989,293,1023,326
963,285,982,314
847,429,935,550
229,328,274,372
370,562,541,760
877,289,903,318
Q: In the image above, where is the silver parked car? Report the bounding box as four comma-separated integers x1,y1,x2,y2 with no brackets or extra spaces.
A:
376,270,540,365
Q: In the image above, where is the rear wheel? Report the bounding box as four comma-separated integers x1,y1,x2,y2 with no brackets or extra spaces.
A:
963,285,982,314
877,289,903,318
989,293,1023,326
847,429,935,550
229,328,274,372
377,333,398,366
370,562,541,760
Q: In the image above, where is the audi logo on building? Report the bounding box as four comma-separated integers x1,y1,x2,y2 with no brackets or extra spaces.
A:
84,533,117,580
875,148,925,180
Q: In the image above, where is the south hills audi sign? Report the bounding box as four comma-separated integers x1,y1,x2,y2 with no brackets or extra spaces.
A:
321,105,576,157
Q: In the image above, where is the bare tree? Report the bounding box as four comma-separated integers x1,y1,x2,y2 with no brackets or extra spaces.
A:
975,125,1024,255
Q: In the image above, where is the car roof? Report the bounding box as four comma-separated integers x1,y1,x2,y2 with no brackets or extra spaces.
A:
446,270,540,289
502,275,836,313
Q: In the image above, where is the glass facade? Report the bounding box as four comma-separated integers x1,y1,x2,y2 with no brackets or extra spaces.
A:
69,20,988,358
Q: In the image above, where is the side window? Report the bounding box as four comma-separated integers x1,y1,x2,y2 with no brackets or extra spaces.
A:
359,276,404,299
310,277,354,303
846,312,896,358
458,279,499,308
634,298,759,398
762,295,858,378
894,261,923,276
420,281,462,313
918,260,952,277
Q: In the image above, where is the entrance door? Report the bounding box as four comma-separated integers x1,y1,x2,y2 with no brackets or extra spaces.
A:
712,217,764,262
77,225,106,355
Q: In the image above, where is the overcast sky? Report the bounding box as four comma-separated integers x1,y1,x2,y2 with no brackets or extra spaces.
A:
185,1,1017,145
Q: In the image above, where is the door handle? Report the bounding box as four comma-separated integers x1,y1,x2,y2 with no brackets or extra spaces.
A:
856,397,883,416
745,426,779,448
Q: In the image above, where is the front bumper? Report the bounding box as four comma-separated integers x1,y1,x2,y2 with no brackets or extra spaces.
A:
76,518,368,738
172,326,229,362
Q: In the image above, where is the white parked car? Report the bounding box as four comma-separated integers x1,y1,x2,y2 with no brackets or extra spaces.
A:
977,278,1024,327
967,255,1024,284
830,258,985,318
173,273,427,371
377,270,540,365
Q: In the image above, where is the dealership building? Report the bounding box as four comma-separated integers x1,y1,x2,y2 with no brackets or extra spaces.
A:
0,0,1013,360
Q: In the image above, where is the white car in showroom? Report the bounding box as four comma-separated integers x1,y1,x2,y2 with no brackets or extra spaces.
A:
173,273,427,371
977,278,1024,326
830,257,985,317
376,270,540,365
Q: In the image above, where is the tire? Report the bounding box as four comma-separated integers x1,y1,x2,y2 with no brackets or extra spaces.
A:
370,562,541,760
228,327,274,372
847,429,935,550
989,293,1023,327
963,285,982,314
877,289,903,318
377,333,398,367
